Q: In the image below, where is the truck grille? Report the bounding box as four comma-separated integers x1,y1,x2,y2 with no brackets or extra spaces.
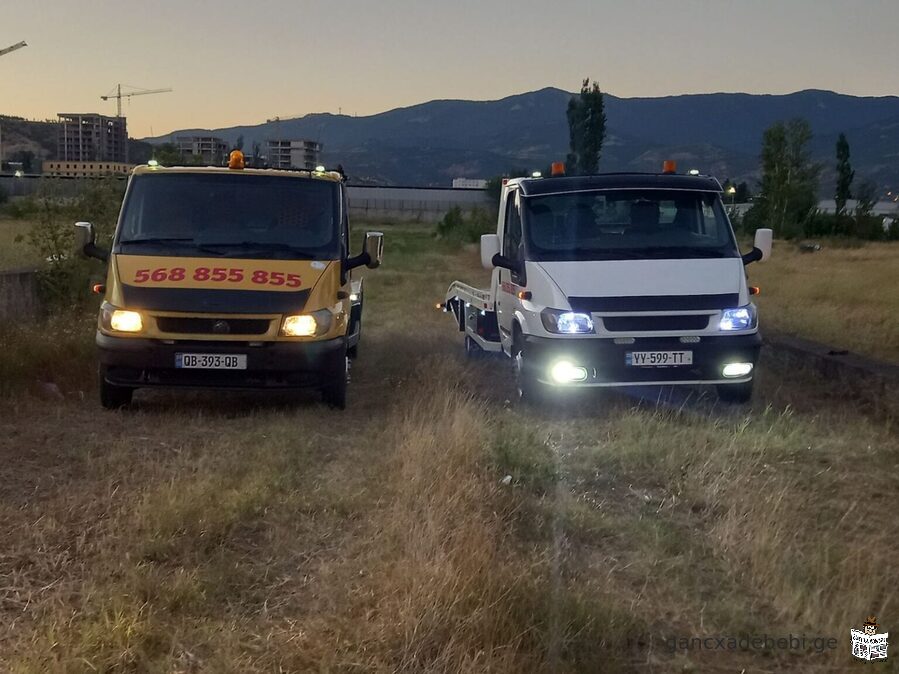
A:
602,315,710,332
155,317,271,335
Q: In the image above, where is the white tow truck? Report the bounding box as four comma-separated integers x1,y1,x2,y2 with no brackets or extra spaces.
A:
444,165,773,403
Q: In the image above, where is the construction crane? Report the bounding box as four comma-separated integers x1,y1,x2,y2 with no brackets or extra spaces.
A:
101,83,172,117
0,41,27,58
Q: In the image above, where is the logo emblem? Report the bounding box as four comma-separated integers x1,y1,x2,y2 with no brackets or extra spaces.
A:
851,616,889,661
212,320,231,335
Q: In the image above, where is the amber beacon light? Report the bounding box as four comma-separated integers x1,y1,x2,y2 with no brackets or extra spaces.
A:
229,150,245,170
662,160,677,174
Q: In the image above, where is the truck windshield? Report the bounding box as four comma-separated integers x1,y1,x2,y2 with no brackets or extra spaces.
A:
116,173,341,259
522,189,739,261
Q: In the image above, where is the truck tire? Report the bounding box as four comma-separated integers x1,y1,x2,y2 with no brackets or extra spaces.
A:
321,355,349,410
513,336,543,404
99,366,134,409
716,379,754,404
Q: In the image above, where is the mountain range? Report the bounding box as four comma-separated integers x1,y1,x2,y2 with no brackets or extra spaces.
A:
143,88,898,191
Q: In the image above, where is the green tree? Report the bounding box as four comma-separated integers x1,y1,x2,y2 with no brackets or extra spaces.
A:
565,79,606,176
834,132,854,216
152,143,183,165
854,179,878,218
754,118,820,237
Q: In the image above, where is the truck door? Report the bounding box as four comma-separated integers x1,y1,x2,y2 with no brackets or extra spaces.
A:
496,189,524,352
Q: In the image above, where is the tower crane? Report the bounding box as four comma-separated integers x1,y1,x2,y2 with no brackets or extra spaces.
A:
0,41,27,58
101,84,172,117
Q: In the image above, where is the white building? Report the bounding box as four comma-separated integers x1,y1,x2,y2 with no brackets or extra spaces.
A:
267,139,322,170
452,178,487,189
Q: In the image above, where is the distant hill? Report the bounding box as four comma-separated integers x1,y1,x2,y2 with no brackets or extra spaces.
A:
142,88,899,192
8,88,892,191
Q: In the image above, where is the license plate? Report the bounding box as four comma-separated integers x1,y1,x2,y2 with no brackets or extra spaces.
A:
626,351,693,367
175,353,247,370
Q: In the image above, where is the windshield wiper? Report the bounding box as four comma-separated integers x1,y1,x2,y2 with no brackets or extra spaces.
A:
119,237,194,245
118,237,226,256
199,241,320,257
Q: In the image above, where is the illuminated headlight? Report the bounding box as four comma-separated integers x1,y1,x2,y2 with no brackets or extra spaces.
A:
281,309,333,337
722,362,754,378
550,360,588,384
100,303,143,333
541,309,594,334
718,305,757,331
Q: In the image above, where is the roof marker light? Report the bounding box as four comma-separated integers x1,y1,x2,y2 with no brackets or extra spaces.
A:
531,171,542,178
688,169,700,176
147,159,159,167
315,165,326,173
551,162,565,176
662,160,677,174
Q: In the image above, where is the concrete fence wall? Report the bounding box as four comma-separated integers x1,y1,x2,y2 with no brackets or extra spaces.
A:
0,268,40,321
347,186,491,222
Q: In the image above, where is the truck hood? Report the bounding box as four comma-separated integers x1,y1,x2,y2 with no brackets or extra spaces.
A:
114,255,333,313
533,258,746,310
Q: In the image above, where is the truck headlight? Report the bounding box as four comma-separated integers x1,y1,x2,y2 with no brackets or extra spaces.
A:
541,309,594,334
281,309,333,337
100,303,143,333
718,305,757,331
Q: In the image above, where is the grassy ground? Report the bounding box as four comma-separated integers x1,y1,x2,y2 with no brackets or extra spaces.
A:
0,221,897,672
751,240,899,363
0,217,41,270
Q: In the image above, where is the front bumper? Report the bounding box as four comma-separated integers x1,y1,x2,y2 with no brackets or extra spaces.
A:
97,332,345,389
523,333,762,386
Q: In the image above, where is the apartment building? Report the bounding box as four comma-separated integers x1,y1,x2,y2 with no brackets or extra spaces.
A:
266,139,322,170
57,113,128,163
175,136,228,165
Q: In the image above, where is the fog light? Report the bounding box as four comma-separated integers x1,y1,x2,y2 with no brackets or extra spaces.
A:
722,362,753,378
550,360,588,384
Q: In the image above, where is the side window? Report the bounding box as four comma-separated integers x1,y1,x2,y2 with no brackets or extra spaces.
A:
503,192,522,259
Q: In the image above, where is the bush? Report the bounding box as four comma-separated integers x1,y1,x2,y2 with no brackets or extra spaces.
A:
802,211,898,241
435,206,495,243
18,178,125,309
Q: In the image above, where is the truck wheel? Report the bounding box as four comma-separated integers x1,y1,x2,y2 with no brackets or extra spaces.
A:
99,366,134,409
717,379,754,404
321,355,349,410
465,335,483,359
513,337,543,404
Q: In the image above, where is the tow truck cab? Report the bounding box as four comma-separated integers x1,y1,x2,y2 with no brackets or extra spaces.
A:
77,158,383,409
476,171,772,402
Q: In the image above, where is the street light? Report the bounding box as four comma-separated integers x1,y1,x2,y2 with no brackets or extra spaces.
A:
727,185,737,207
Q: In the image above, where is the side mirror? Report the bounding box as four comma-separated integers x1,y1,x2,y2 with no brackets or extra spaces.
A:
346,231,384,271
481,234,499,269
75,221,108,262
742,227,773,265
363,231,384,269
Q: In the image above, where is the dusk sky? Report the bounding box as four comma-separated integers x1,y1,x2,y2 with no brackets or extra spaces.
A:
3,0,898,137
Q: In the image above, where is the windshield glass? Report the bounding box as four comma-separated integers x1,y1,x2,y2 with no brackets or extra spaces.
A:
116,173,341,259
522,189,739,261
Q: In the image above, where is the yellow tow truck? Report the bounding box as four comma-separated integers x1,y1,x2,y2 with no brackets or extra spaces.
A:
76,151,383,409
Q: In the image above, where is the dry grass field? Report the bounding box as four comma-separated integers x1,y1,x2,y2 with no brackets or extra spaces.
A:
0,221,897,672
752,240,899,363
